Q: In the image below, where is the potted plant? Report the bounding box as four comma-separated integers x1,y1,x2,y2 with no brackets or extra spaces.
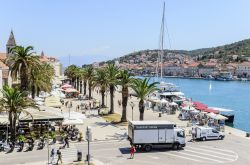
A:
50,132,56,143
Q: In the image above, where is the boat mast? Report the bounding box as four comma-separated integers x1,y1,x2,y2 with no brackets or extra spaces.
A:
160,2,165,81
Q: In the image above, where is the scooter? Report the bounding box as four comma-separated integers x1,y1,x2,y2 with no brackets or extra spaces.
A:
37,138,45,150
18,141,24,152
27,139,34,151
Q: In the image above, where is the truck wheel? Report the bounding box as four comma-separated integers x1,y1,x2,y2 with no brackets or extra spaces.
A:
144,145,152,152
202,137,206,141
172,143,179,150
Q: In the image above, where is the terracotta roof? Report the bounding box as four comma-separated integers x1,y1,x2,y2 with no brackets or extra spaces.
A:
0,61,9,69
0,53,7,61
237,62,250,66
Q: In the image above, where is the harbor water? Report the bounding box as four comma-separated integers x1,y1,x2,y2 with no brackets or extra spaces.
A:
143,76,250,132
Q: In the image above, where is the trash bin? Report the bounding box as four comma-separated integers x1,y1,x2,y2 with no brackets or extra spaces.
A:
246,133,250,137
77,150,82,161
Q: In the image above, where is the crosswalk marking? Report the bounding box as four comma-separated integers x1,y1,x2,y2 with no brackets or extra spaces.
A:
172,151,224,163
184,149,235,161
161,152,203,162
199,145,236,153
186,146,237,158
159,145,238,164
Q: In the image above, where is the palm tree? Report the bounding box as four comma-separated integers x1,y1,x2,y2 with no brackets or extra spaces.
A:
117,70,134,122
64,65,79,88
0,86,36,144
106,63,119,114
131,78,158,120
29,63,54,98
84,66,95,99
93,68,109,107
5,46,40,92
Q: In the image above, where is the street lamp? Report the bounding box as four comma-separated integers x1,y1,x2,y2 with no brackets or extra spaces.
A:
129,102,135,121
47,119,51,165
85,126,92,165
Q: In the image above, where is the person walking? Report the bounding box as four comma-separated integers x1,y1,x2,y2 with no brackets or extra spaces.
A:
50,148,56,164
130,145,136,159
57,149,62,164
64,136,69,148
191,127,196,142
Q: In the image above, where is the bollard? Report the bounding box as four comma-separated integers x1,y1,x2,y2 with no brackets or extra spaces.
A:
159,112,162,117
77,150,82,161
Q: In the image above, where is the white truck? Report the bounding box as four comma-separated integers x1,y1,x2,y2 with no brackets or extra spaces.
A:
194,126,225,141
128,121,186,152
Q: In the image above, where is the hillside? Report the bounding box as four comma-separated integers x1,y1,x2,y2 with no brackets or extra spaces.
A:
115,39,250,63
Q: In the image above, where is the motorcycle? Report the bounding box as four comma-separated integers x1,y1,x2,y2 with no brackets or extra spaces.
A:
18,141,24,152
37,138,45,150
27,139,34,151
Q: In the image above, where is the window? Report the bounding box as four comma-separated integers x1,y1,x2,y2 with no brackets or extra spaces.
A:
212,129,218,133
177,131,185,137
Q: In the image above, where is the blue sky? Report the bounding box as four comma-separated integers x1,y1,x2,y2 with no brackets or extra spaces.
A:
0,0,250,67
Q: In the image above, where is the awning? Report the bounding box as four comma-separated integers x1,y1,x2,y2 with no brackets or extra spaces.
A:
61,84,72,88
45,96,62,108
201,108,219,114
207,113,228,120
19,108,64,122
62,118,84,125
65,88,79,93
208,107,234,112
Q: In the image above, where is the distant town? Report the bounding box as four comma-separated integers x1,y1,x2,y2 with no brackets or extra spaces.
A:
92,39,250,81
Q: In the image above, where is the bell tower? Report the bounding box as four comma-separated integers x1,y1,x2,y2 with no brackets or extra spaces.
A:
6,30,16,56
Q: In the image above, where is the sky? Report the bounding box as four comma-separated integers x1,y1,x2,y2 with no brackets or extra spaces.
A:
0,0,250,67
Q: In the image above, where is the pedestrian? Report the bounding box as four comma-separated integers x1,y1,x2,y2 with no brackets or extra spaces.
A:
130,145,136,159
64,136,69,148
50,148,56,164
192,127,196,142
57,149,62,164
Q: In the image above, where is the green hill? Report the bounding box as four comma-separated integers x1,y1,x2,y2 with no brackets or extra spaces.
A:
115,39,250,63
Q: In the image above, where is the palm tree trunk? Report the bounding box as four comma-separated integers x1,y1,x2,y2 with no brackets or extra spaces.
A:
139,99,145,120
121,87,128,122
109,85,114,114
36,87,40,97
80,81,83,93
101,90,105,108
77,77,80,91
20,68,28,92
83,80,87,95
31,85,35,99
88,82,92,99
9,112,13,141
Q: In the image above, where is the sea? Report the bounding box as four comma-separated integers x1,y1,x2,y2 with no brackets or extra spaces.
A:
140,76,250,132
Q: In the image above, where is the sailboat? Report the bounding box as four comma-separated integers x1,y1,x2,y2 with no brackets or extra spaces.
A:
149,2,186,106
154,2,185,101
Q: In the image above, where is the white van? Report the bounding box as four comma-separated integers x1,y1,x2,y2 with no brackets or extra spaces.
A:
194,126,225,141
